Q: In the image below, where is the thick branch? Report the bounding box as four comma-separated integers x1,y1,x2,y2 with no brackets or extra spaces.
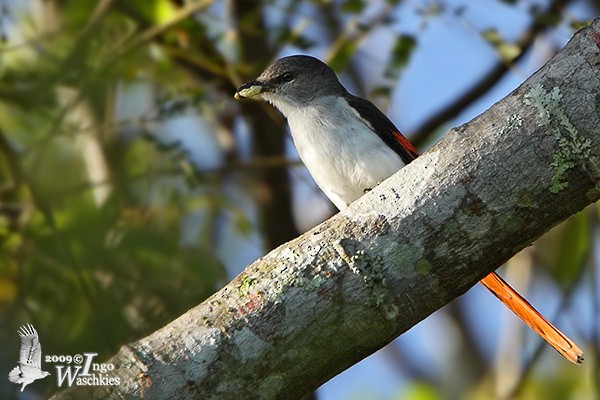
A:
51,19,600,400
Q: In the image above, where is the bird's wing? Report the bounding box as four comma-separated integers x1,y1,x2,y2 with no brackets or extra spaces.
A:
343,94,419,165
18,324,43,368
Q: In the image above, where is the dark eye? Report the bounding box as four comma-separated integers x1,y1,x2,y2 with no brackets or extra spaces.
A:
282,72,294,82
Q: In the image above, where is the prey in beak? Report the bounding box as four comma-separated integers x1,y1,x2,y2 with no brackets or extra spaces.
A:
234,81,269,100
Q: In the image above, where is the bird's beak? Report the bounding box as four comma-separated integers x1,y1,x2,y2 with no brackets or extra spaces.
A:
234,80,269,100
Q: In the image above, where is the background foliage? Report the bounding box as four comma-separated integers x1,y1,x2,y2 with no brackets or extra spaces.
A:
0,0,598,399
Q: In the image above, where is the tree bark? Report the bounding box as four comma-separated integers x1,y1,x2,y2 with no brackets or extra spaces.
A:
50,19,600,400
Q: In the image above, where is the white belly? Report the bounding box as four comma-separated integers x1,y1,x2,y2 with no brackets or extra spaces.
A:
285,96,405,210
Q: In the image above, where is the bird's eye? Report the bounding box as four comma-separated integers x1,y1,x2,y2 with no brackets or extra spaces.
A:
282,73,294,82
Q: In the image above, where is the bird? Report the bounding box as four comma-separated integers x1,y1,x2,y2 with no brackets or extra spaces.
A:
8,324,51,391
235,54,583,364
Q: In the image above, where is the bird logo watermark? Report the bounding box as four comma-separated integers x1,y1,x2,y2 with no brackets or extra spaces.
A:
8,324,120,391
8,324,51,391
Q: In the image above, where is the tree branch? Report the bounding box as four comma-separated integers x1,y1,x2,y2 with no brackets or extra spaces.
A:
50,19,600,400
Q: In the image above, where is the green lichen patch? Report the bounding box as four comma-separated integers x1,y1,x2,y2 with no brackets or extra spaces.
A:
238,276,258,297
524,84,592,193
274,243,339,295
414,259,432,275
501,114,523,135
335,238,397,318
586,187,600,201
514,189,539,209
382,304,400,320
257,374,284,397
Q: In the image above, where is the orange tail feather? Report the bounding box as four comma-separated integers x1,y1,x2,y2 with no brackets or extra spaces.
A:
479,272,583,364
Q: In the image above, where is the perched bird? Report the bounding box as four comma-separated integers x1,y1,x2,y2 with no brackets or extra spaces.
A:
235,55,583,364
8,324,51,391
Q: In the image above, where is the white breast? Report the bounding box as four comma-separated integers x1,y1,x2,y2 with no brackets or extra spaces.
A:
276,96,405,210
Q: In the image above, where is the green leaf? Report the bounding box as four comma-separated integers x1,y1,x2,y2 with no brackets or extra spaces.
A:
482,29,522,63
274,27,315,50
497,42,522,63
399,382,442,400
482,28,502,45
531,7,562,27
534,211,589,289
327,41,358,72
571,20,592,31
385,35,417,79
120,0,178,24
341,0,366,14
371,86,392,98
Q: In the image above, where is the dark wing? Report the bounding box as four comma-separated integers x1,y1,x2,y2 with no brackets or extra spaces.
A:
344,94,420,164
18,324,43,368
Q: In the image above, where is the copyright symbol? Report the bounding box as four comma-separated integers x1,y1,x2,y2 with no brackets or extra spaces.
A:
73,354,83,364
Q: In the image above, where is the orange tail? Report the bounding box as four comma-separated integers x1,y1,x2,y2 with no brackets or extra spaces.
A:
479,272,583,364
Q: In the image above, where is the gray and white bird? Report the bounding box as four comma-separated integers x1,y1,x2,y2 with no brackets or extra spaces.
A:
8,324,51,391
235,55,418,210
235,54,583,364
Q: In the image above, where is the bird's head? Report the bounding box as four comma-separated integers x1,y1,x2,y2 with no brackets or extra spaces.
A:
234,55,346,115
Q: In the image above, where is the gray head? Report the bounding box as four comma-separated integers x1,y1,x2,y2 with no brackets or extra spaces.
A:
234,55,347,113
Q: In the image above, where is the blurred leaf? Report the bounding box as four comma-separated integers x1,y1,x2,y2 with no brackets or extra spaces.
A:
371,86,392,98
519,363,590,400
232,208,252,235
399,382,442,400
120,0,178,24
482,28,522,63
385,35,416,79
328,41,358,72
382,15,396,25
0,249,18,313
571,20,592,31
537,12,562,27
341,0,366,14
530,6,562,27
496,42,521,63
416,2,445,17
482,28,502,44
533,210,589,289
273,26,315,50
